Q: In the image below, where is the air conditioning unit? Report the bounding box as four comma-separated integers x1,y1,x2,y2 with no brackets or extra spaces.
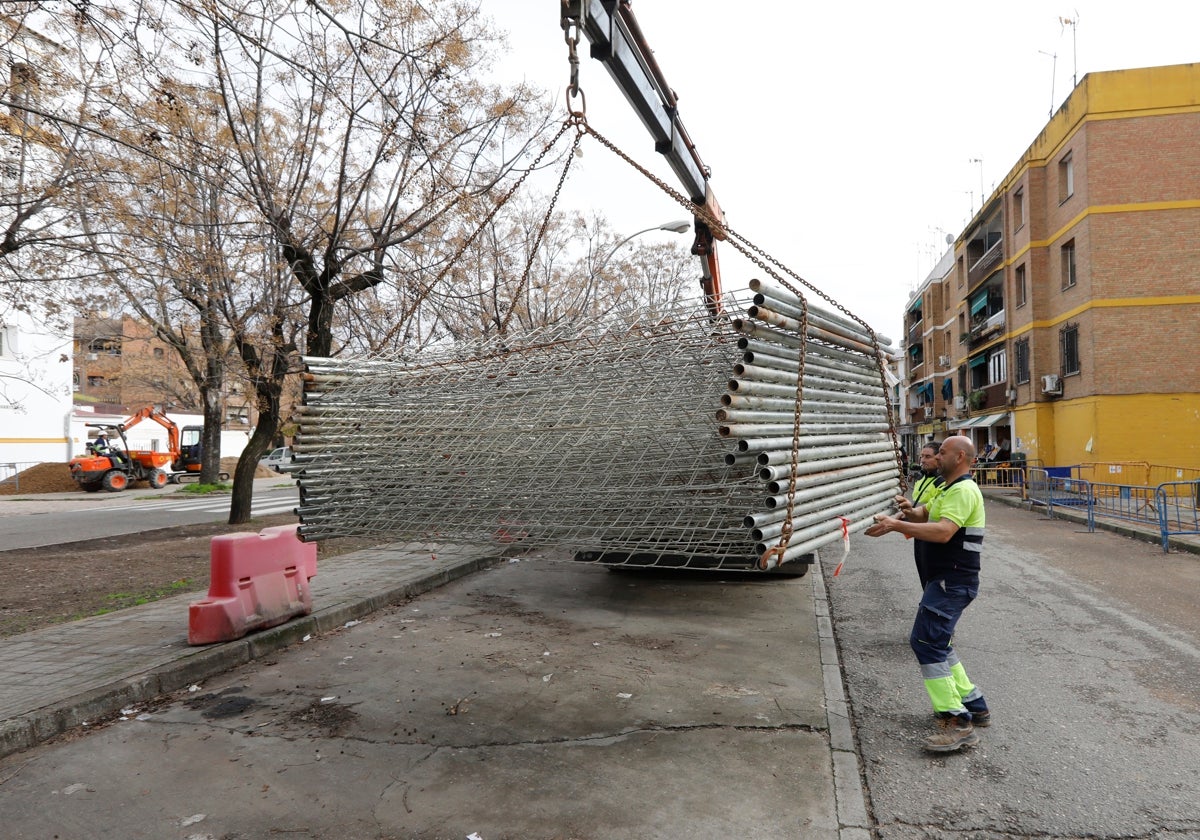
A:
86,353,98,361
922,406,933,419
1041,374,1063,395
937,355,950,368
953,395,965,410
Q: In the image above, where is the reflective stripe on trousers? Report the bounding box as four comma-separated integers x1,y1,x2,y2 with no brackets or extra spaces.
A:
911,579,985,715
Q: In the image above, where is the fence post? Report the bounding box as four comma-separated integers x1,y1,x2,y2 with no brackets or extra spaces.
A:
1087,481,1095,532
1157,484,1170,553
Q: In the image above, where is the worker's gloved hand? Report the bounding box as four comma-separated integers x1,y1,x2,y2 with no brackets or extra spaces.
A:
864,513,898,538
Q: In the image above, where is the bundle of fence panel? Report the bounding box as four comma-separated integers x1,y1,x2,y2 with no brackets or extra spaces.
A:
723,279,902,568
292,283,899,572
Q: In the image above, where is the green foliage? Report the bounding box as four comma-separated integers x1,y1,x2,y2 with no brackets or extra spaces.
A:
92,579,192,614
178,482,232,494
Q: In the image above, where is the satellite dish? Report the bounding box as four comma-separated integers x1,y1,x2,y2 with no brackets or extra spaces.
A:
945,233,954,245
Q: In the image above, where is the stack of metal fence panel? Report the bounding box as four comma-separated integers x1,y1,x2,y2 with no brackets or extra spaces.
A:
293,282,900,571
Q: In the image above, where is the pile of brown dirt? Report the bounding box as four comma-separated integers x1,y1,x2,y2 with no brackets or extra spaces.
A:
0,458,279,495
243,458,283,479
0,463,76,495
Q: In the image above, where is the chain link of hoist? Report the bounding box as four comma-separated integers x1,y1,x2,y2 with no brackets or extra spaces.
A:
562,8,586,117
498,129,583,335
403,119,577,320
871,330,908,495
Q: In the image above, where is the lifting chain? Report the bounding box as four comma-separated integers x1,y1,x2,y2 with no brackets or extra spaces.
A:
498,128,583,335
561,6,586,117
758,298,808,570
399,118,577,326
575,120,906,564
873,331,908,495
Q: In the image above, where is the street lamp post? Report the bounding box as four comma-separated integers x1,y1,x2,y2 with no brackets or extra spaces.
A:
599,219,692,273
587,219,691,316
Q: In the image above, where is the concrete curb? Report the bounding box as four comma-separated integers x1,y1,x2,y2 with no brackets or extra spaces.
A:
811,555,874,839
0,551,500,760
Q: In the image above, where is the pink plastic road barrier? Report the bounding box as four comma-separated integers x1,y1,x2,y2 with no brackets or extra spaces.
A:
188,525,318,645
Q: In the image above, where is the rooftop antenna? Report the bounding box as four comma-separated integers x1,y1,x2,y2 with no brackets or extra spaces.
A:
1059,13,1078,88
969,158,985,206
1038,49,1057,117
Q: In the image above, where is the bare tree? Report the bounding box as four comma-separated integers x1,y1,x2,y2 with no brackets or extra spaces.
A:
9,1,562,522
66,0,552,520
367,201,700,348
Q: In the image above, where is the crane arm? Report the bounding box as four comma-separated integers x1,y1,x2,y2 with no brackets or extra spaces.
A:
118,406,181,455
561,0,725,310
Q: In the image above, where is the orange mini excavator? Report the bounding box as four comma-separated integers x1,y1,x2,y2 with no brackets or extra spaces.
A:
68,406,202,492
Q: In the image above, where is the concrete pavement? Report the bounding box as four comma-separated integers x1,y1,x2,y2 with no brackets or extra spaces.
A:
1,483,1190,838
0,531,872,839
0,540,501,759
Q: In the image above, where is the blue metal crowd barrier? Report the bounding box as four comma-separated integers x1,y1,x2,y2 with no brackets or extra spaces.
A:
1023,468,1199,553
1156,481,1200,552
1089,481,1159,531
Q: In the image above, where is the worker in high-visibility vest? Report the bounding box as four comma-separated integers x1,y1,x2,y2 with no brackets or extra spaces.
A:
906,440,945,589
866,434,991,753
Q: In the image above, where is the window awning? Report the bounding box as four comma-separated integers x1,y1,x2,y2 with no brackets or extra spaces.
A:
974,413,1010,428
969,294,989,315
909,298,923,312
968,355,988,369
950,416,981,429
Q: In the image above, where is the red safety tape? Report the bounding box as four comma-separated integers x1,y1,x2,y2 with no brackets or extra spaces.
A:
832,516,851,577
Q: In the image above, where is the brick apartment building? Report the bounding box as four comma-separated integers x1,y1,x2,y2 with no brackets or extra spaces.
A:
73,316,256,430
900,62,1200,470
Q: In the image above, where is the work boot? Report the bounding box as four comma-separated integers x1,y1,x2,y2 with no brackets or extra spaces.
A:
936,710,993,729
923,714,979,753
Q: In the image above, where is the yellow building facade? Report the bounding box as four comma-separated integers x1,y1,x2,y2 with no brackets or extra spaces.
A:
902,63,1200,472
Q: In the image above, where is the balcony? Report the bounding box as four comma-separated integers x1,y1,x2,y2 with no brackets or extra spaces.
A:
967,240,1003,287
966,382,1010,412
908,404,936,424
968,309,1006,345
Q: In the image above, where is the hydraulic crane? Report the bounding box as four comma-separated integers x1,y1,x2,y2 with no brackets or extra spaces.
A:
561,0,726,312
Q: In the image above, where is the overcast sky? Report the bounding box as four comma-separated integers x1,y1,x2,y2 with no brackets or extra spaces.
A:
485,1,1200,343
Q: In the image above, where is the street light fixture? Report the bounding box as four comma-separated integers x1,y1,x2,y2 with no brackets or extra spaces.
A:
596,219,691,274
586,219,692,318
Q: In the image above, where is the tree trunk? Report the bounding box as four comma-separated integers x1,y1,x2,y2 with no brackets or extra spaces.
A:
228,336,288,525
201,386,224,483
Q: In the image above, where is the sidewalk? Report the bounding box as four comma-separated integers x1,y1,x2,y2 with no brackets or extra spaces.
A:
981,486,1200,555
0,539,501,759
4,487,1194,769
0,529,875,839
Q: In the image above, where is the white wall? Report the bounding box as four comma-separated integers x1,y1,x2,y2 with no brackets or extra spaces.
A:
0,304,74,466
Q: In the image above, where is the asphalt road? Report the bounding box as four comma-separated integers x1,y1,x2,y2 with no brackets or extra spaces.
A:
827,501,1200,839
0,478,300,549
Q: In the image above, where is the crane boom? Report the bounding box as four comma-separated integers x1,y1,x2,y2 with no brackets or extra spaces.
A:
561,0,725,309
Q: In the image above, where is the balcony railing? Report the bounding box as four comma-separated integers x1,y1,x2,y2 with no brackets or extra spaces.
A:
969,309,1005,344
967,240,1003,287
967,382,1010,412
